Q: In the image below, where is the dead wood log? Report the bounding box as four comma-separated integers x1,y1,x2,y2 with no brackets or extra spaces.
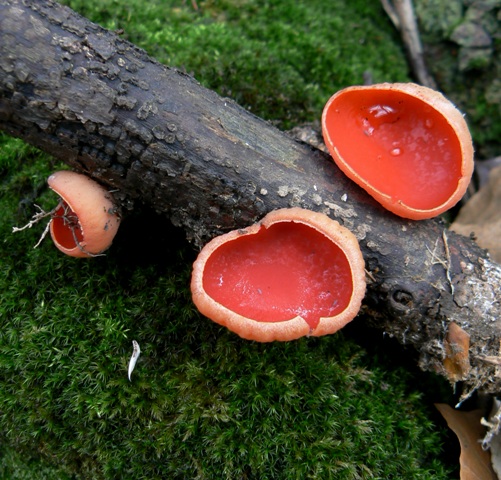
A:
1,0,501,400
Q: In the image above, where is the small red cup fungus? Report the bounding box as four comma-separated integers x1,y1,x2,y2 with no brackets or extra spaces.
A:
47,170,120,257
191,207,366,342
322,82,474,220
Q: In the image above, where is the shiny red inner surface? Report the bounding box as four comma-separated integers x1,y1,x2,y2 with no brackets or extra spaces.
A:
324,90,462,209
203,222,353,329
51,202,84,249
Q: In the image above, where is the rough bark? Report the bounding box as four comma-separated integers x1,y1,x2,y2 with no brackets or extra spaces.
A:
1,0,501,399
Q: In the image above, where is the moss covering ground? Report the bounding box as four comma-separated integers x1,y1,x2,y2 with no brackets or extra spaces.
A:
0,0,460,478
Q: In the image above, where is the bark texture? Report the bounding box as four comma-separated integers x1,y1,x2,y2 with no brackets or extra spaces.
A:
1,0,501,399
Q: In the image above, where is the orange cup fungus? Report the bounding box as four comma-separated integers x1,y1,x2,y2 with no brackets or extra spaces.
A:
322,83,474,220
191,207,366,342
47,170,120,257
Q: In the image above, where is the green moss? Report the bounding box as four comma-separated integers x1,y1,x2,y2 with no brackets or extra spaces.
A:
0,1,456,478
0,446,74,480
1,140,453,478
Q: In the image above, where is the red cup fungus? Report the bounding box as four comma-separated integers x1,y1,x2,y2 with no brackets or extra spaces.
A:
322,82,474,220
191,207,366,342
47,170,120,257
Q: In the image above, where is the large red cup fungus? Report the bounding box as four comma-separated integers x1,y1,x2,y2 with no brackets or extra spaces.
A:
191,207,366,342
322,83,474,220
47,170,120,257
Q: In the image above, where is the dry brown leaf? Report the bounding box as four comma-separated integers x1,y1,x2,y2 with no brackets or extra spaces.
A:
443,321,471,382
484,398,501,477
451,164,501,263
436,403,497,480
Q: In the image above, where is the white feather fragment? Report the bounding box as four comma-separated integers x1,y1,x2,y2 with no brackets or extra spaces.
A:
128,340,140,381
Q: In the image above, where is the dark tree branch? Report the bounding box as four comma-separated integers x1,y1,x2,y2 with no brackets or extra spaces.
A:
1,0,500,399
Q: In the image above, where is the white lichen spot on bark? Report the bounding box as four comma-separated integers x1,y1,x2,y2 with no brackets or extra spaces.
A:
323,200,358,219
277,185,289,197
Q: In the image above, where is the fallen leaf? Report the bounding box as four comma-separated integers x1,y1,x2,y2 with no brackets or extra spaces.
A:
451,164,501,263
436,403,497,480
443,321,471,382
482,398,501,478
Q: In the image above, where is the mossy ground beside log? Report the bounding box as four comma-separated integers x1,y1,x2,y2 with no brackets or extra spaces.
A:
0,0,481,477
0,134,455,478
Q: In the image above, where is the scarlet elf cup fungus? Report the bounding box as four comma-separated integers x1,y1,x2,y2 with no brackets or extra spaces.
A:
190,208,366,342
47,170,120,257
321,83,474,220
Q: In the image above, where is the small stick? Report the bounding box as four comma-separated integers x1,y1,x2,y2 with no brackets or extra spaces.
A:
365,268,377,283
380,0,437,89
426,232,454,295
33,221,51,248
442,230,454,295
12,204,53,233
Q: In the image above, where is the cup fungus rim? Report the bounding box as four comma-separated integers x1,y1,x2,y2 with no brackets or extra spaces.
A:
48,170,120,258
191,207,366,342
321,82,474,220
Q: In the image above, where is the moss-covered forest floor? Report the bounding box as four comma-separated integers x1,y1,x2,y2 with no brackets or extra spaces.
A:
1,0,500,478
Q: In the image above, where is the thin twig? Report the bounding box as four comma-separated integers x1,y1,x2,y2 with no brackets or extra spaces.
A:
442,230,454,295
13,202,106,256
426,238,445,267
380,0,437,89
12,204,53,233
33,221,51,248
365,268,377,284
380,0,400,29
12,204,55,249
425,232,455,295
